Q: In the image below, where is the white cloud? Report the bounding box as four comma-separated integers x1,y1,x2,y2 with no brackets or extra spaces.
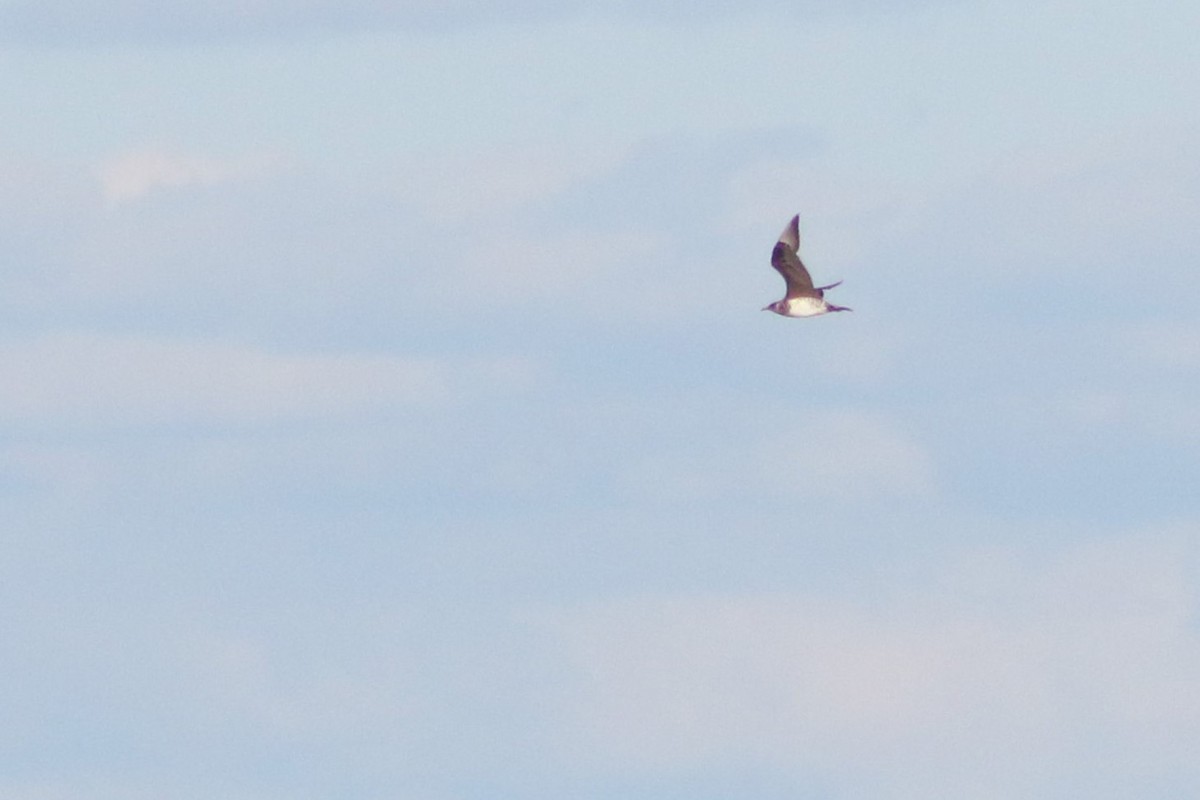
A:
162,622,418,740
0,333,447,428
1118,321,1200,372
548,531,1200,795
0,0,949,44
622,409,936,503
893,122,1200,292
96,151,282,205
1063,389,1200,441
759,410,935,497
452,228,670,312
398,143,627,223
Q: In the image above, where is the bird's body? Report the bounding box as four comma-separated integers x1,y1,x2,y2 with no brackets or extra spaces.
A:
763,215,851,318
772,295,831,318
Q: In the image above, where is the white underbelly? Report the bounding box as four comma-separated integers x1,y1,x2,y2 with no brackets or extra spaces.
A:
783,296,828,317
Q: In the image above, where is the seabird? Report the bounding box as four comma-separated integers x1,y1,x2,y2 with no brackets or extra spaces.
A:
762,214,851,317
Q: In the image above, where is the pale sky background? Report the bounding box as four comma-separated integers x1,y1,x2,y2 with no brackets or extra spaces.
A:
3,0,1200,797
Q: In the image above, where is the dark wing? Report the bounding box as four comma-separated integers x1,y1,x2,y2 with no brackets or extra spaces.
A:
770,214,816,298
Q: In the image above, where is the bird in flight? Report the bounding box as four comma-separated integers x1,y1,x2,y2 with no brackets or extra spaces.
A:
762,214,851,317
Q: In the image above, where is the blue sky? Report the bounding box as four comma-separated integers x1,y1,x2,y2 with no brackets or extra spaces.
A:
3,0,1200,797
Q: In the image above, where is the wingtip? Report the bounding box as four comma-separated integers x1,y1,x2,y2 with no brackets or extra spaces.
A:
777,213,800,250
